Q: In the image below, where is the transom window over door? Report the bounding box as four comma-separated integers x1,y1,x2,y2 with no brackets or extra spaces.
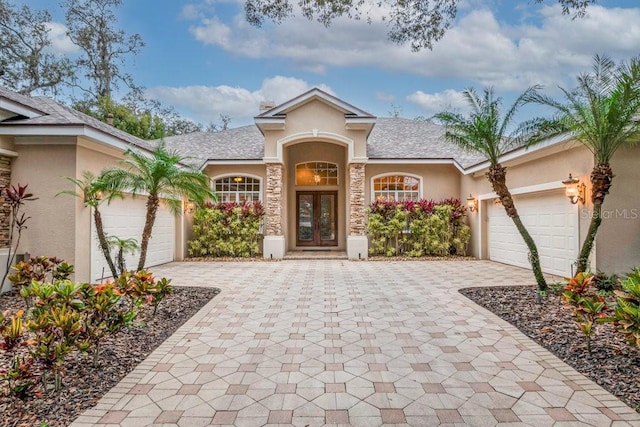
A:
213,176,261,202
296,162,338,186
373,175,420,201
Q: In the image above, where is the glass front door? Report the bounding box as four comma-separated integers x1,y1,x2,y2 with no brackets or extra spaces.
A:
296,191,338,246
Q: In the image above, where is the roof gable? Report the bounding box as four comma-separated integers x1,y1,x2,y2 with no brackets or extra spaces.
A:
256,88,375,119
254,88,376,133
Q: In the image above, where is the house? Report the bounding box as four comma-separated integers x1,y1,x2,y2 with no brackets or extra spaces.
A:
1,86,638,286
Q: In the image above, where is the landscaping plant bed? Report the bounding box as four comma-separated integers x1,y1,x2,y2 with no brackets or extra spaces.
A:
461,285,640,412
1,286,220,427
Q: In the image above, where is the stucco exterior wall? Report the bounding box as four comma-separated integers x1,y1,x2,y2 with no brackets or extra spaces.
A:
364,164,461,205
263,100,368,161
74,141,127,281
461,143,595,265
596,145,640,273
0,135,15,152
11,139,77,268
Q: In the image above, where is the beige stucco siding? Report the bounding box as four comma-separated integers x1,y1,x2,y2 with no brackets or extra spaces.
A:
365,164,461,205
11,140,77,268
74,142,127,281
596,145,640,273
263,100,368,161
462,143,596,267
0,135,15,152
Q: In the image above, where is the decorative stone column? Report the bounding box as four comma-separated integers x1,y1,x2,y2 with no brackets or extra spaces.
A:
263,163,285,259
0,155,12,248
0,155,12,293
347,163,368,259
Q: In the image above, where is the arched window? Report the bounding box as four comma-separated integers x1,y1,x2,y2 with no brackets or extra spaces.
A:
213,176,261,202
296,162,338,186
373,175,420,201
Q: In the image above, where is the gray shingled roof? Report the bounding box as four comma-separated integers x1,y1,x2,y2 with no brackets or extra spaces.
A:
0,87,153,151
1,87,488,169
161,125,265,166
0,86,47,115
367,117,487,168
160,117,489,168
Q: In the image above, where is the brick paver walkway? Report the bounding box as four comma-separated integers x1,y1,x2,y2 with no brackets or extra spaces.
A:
72,260,640,426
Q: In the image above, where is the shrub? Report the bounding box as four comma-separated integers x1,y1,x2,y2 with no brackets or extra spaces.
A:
609,268,640,347
367,198,470,257
188,201,264,258
0,257,173,397
592,271,619,293
8,256,74,303
561,272,609,355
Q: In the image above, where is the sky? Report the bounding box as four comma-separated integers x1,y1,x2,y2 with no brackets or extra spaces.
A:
19,0,640,127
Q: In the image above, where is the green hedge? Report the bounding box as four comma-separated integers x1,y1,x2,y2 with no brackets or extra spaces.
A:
188,201,265,257
367,198,471,257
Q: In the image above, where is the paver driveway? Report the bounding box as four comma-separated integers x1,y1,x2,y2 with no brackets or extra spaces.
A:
73,260,640,426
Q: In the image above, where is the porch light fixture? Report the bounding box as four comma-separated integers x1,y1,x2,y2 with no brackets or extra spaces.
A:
85,190,103,203
183,200,196,214
562,173,586,205
466,194,478,212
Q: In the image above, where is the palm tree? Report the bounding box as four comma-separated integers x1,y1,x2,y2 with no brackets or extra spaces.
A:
107,236,139,276
435,87,549,292
101,142,214,271
59,171,121,279
527,55,640,273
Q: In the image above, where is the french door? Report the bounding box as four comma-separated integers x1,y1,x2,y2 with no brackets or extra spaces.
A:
296,191,338,247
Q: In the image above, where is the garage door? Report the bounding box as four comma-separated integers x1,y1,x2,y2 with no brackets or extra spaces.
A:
488,190,578,277
91,196,175,281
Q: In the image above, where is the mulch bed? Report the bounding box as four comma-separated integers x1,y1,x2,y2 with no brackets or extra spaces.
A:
1,286,220,427
461,286,640,412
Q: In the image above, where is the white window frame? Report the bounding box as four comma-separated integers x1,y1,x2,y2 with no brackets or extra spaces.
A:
370,173,423,201
212,174,263,203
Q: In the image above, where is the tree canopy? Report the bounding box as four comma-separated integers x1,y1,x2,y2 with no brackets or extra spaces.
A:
245,0,596,51
0,1,73,95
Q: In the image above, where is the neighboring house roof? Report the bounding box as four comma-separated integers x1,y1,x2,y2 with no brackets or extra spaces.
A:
0,86,153,152
366,117,487,168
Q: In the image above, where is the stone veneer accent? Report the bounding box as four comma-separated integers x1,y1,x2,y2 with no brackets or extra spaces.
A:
265,163,283,236
0,156,11,248
349,163,366,236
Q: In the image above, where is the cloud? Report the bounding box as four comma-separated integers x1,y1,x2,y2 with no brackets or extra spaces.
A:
44,22,78,55
146,76,333,125
407,89,468,117
185,4,640,92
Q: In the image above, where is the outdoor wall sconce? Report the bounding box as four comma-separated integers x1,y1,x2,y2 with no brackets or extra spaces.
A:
183,201,196,214
85,190,103,203
562,173,586,204
466,194,478,212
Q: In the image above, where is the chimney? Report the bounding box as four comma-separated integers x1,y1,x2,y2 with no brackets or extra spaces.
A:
259,101,276,112
106,113,114,125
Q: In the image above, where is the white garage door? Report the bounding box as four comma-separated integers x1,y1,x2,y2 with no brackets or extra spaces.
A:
91,196,175,281
489,190,578,277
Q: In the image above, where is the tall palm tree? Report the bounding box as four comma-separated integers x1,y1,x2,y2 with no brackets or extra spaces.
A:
435,86,549,292
527,55,640,273
59,171,121,279
101,142,214,271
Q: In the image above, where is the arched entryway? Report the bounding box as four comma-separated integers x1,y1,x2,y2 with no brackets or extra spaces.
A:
285,141,347,251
